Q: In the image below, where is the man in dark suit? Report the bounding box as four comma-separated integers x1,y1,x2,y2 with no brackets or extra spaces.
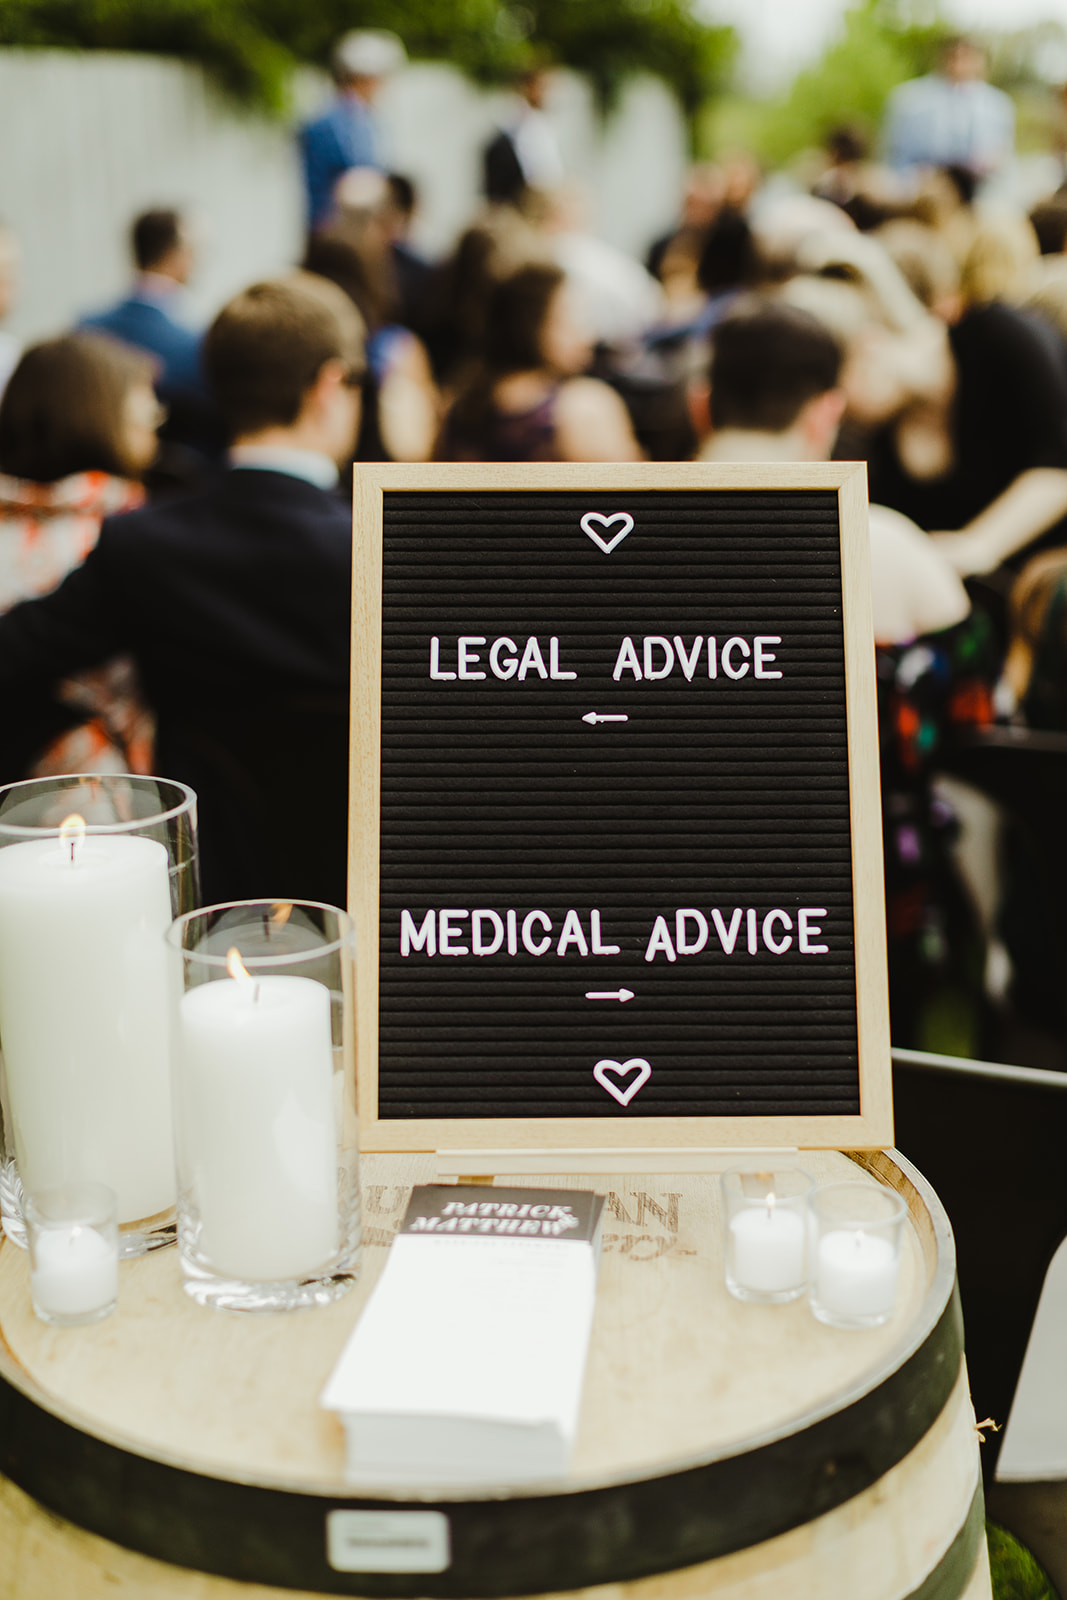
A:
79,209,220,471
0,274,365,906
80,209,202,396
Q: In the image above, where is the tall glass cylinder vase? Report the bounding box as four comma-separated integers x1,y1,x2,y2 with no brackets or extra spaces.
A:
166,900,361,1312
0,774,199,1256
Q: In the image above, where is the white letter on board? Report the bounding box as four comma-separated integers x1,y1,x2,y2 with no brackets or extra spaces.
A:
762,910,793,954
457,636,486,679
506,909,518,954
722,637,751,679
747,908,758,953
674,636,704,681
472,909,504,956
675,908,709,955
429,637,456,680
550,638,577,679
643,637,675,680
644,916,677,963
612,637,643,681
711,908,742,954
490,637,518,679
521,910,553,955
518,638,549,680
590,910,620,954
439,910,470,955
798,909,829,954
707,637,717,678
754,636,782,679
400,909,436,957
556,910,589,957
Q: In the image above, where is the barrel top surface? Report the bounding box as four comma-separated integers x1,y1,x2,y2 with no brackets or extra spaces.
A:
0,1149,941,1497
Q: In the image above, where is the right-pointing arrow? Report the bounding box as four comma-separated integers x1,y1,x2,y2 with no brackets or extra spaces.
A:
582,712,629,725
585,988,635,1003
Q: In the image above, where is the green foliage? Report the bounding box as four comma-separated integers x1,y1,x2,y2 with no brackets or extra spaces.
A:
0,0,294,109
987,1521,1057,1600
704,0,950,167
0,0,737,121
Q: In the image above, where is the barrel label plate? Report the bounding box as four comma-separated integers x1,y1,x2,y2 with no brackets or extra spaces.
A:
326,1508,451,1573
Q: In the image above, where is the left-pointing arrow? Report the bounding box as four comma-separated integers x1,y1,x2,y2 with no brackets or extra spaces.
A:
585,988,635,1003
582,712,629,725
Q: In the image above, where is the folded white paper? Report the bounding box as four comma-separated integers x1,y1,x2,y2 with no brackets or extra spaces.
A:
321,1186,605,1487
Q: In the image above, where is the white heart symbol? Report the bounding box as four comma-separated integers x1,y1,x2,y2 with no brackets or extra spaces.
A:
593,1058,651,1107
581,511,634,555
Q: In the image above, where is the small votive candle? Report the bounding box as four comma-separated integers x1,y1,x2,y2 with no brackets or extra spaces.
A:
26,1182,118,1327
721,1169,814,1303
810,1182,907,1330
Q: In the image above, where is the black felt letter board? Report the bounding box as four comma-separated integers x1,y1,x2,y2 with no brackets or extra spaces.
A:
374,487,862,1123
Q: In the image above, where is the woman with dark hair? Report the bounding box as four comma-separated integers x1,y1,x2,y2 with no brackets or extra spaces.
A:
303,223,437,462
0,332,160,774
437,261,640,462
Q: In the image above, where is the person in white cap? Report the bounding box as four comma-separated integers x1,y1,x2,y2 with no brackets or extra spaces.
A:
300,30,406,231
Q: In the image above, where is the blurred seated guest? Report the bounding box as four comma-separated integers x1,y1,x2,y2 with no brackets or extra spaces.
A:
541,184,664,348
300,30,405,231
866,215,1067,576
643,206,762,381
786,227,955,438
78,208,221,474
984,548,1067,1028
437,262,640,463
875,219,962,322
884,35,1015,182
0,221,19,398
0,333,160,776
696,300,991,1047
420,217,535,388
303,221,438,463
483,61,563,208
383,172,434,334
0,275,365,906
909,165,979,267
1029,195,1067,257
646,163,724,303
813,124,909,232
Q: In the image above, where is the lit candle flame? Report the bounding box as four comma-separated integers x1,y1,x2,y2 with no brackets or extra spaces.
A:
226,946,252,984
226,946,261,1003
59,813,86,864
270,902,293,928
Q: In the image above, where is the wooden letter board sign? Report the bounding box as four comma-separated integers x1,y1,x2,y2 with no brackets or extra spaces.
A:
350,463,892,1154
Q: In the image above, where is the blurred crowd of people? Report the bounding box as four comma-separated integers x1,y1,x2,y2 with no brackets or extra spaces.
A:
4,29,1067,1055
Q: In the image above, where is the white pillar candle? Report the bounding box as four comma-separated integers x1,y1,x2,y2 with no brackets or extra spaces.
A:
177,966,338,1281
815,1229,899,1320
729,1202,806,1293
0,823,175,1224
30,1224,119,1318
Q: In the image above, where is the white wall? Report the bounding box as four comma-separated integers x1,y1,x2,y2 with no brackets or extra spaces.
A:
0,49,688,346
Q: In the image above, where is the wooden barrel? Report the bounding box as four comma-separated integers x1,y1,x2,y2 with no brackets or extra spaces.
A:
0,1149,990,1600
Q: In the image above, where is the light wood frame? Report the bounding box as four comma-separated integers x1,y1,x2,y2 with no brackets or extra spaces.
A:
350,462,892,1152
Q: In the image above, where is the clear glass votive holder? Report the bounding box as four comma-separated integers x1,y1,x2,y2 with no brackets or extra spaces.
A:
26,1181,119,1327
809,1182,908,1330
0,774,199,1257
721,1168,814,1304
166,900,361,1313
